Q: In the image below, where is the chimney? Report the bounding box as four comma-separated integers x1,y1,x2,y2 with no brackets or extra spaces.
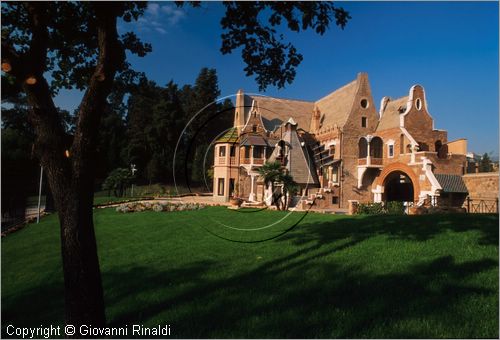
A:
312,105,321,131
234,89,245,133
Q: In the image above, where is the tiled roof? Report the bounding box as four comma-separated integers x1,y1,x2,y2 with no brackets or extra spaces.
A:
434,174,469,193
216,127,238,143
314,78,358,129
247,95,315,132
282,128,320,186
239,134,269,146
376,96,408,131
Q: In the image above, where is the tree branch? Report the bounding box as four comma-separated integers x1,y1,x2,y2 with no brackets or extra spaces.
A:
71,3,125,177
25,2,49,78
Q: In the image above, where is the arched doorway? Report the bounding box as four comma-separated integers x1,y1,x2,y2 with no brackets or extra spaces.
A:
384,171,414,202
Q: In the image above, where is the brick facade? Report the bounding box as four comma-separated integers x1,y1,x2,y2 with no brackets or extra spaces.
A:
213,73,470,210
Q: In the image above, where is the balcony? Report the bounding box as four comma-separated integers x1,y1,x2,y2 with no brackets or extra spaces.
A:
358,157,383,166
242,157,265,165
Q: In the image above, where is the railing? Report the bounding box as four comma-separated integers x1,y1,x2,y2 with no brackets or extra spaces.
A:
241,158,265,165
358,157,383,166
465,197,499,213
230,157,237,165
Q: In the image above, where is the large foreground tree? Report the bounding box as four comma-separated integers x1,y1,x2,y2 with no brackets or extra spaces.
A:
2,2,151,327
1,0,350,328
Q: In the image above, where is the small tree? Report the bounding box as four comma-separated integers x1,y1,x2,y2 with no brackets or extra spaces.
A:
258,161,282,206
480,153,493,173
258,161,298,210
102,168,133,197
280,173,299,210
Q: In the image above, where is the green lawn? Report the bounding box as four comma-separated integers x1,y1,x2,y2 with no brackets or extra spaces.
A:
2,207,498,338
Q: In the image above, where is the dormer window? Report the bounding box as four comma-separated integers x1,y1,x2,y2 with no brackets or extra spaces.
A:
361,117,367,128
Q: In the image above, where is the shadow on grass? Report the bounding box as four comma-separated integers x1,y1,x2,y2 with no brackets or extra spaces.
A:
105,255,497,338
104,214,498,337
2,213,498,338
280,213,499,247
1,275,65,335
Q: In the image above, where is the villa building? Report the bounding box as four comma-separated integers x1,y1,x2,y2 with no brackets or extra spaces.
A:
212,73,469,211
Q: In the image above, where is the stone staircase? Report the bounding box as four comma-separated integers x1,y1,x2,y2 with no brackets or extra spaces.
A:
297,186,347,214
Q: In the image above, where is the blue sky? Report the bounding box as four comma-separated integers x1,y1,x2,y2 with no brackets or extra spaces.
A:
55,1,499,156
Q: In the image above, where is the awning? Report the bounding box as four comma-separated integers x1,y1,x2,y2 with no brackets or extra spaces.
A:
434,174,468,193
319,158,341,168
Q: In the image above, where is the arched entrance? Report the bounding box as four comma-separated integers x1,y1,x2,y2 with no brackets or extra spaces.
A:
373,162,421,202
383,171,414,202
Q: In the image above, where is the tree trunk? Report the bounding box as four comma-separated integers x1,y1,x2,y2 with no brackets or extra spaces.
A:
5,3,124,330
57,185,105,329
25,78,107,329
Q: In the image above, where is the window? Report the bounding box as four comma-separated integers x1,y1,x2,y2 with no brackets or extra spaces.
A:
329,145,336,156
322,167,329,180
218,146,226,157
388,144,394,158
229,178,235,195
244,146,250,158
253,146,263,158
370,137,383,158
217,178,225,196
230,145,236,157
361,117,367,128
415,98,422,110
360,99,369,109
332,166,339,183
358,138,368,158
252,125,257,132
332,196,339,204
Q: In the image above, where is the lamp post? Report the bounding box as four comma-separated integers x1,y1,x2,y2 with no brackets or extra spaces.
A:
36,166,43,223
130,164,137,197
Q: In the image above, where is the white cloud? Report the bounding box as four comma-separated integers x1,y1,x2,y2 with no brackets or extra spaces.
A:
128,2,186,35
155,27,167,35
146,3,160,17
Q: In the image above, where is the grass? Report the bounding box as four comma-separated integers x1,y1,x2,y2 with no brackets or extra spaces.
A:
2,207,498,338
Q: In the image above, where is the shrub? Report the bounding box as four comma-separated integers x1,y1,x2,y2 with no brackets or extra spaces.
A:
116,201,206,213
386,201,405,215
357,202,384,215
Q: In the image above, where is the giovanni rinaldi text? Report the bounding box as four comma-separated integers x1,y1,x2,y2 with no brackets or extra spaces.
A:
6,324,172,338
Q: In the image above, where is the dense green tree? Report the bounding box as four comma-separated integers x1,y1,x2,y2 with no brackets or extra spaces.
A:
181,68,234,184
480,153,493,173
101,167,133,197
124,78,160,179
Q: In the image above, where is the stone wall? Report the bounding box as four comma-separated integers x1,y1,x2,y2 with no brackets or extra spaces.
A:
462,173,499,199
